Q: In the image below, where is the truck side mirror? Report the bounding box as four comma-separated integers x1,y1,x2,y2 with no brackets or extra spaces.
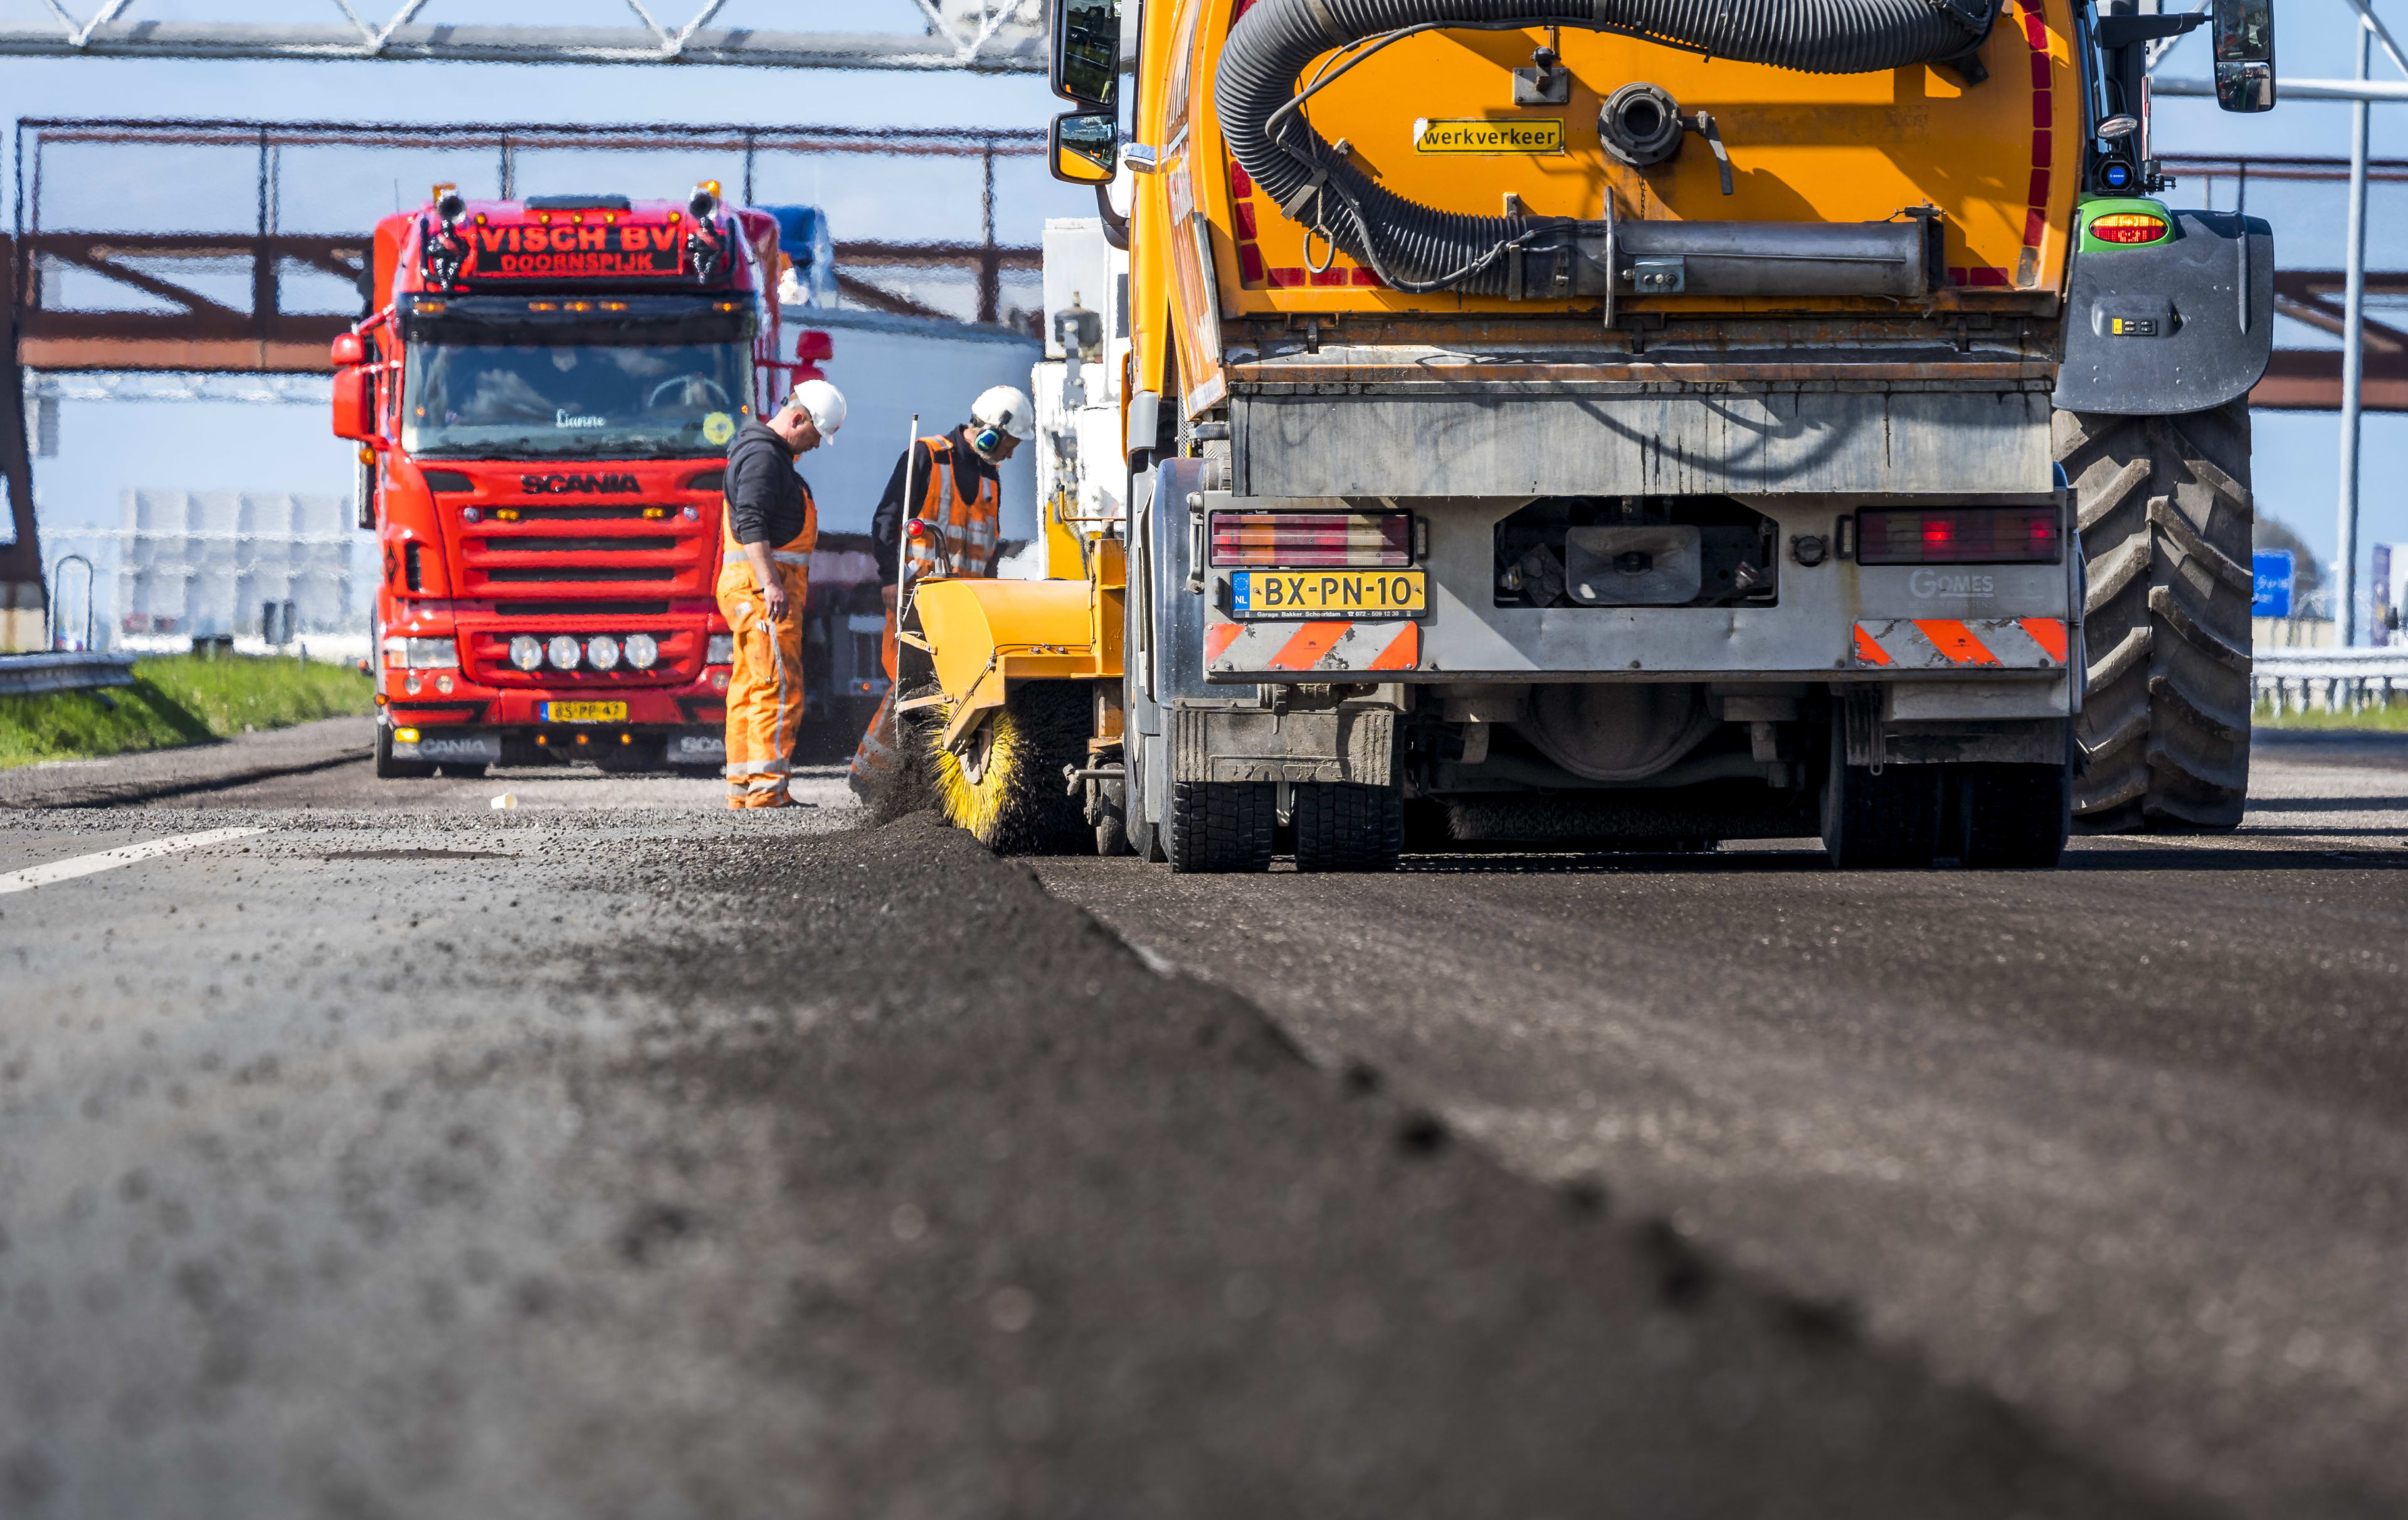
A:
2213,0,2275,112
1050,0,1118,107
1050,111,1118,186
330,331,365,366
332,365,378,443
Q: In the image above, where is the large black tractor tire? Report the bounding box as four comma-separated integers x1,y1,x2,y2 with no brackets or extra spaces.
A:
1292,783,1405,873
373,726,436,779
2056,400,2256,832
1166,781,1277,874
929,682,1092,855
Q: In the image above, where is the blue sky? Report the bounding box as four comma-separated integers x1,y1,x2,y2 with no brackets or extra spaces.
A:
8,0,2407,632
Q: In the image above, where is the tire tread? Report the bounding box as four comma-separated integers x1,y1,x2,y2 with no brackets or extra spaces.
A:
1292,784,1405,873
2057,399,2254,833
1168,781,1275,873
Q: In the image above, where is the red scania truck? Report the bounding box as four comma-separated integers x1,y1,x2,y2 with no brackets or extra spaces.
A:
335,182,789,778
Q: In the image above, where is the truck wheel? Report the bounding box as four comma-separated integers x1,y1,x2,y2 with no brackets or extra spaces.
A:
2056,400,2255,832
1292,783,1404,873
931,683,1090,855
1166,781,1275,873
1954,763,2069,869
1821,727,1940,869
374,726,435,779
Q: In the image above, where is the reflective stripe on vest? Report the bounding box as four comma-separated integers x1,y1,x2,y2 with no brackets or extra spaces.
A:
723,549,816,567
904,437,1001,581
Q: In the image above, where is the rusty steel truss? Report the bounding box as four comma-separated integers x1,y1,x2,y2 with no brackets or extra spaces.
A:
0,115,1048,596
0,0,1047,71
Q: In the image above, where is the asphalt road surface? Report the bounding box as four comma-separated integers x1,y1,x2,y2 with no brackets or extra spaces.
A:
1041,731,2408,1518
0,731,2402,1517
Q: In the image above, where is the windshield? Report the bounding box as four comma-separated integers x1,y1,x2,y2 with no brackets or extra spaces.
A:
403,340,750,460
398,295,755,460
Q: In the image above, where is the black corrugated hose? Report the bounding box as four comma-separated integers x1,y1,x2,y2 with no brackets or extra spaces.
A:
1213,0,2000,294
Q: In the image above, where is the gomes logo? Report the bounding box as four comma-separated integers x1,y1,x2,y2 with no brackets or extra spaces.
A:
1909,569,1997,599
520,473,640,495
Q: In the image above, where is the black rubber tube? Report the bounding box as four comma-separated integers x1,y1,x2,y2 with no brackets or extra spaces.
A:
1215,0,1997,293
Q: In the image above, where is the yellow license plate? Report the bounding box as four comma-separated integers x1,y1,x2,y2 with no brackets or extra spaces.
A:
1228,569,1426,620
542,700,628,722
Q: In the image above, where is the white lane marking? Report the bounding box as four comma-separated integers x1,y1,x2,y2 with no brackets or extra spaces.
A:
0,826,267,895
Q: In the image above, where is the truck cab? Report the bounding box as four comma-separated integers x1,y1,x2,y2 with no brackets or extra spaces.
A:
337,184,791,779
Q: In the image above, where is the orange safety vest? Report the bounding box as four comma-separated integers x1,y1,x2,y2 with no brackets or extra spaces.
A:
900,435,1001,583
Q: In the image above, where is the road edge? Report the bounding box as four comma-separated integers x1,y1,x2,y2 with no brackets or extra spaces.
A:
0,716,374,810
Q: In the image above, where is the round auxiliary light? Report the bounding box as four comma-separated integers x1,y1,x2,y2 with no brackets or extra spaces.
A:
547,634,583,670
681,505,699,522
586,634,621,672
462,505,482,524
509,634,544,671
623,632,658,670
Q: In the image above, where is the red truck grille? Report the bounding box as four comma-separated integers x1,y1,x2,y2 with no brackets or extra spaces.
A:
460,514,709,598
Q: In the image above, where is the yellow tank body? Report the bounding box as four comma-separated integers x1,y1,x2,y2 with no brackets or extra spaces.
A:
1131,0,2078,409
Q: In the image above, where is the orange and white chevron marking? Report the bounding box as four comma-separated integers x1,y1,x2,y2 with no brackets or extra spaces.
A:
1851,618,2069,670
1205,618,1422,675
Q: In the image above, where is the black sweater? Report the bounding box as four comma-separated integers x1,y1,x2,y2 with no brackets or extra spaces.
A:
725,420,811,547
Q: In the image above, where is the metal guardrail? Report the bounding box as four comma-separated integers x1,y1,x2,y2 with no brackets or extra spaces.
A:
0,650,136,696
2252,647,2408,714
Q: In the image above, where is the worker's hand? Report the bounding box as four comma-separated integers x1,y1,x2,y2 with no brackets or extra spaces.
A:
882,583,899,615
762,580,793,622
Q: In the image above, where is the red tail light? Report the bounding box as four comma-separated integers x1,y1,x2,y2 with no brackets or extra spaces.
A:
1856,507,2061,565
1210,511,1412,568
2088,211,2169,245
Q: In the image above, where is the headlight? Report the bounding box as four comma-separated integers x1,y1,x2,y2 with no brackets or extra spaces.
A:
547,635,582,670
707,633,734,665
586,634,621,672
623,633,658,670
381,635,460,670
509,635,544,671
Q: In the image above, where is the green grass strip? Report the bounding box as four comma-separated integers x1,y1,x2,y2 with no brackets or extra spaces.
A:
2255,699,2408,734
0,653,376,771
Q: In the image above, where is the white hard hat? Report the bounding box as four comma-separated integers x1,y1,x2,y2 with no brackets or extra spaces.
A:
785,377,846,438
969,384,1035,442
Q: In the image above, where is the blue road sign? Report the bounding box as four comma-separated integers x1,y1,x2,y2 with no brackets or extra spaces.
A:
2253,550,2294,619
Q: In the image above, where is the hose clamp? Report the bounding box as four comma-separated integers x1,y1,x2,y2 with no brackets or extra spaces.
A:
1296,0,1348,50
1923,0,2000,36
1277,164,1329,223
